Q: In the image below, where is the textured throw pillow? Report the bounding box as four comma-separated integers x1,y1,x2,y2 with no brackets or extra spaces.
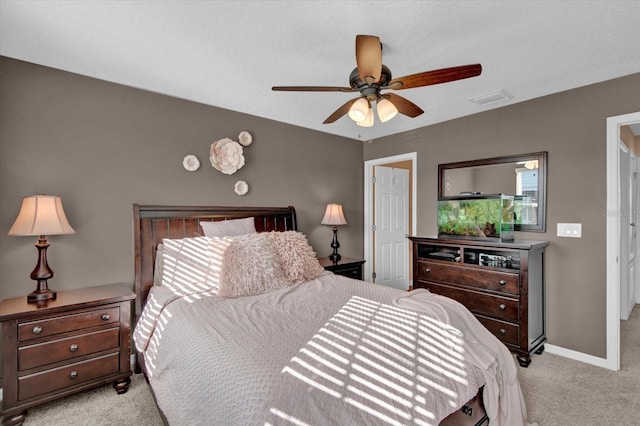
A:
266,231,325,284
200,217,256,238
218,233,290,298
161,236,233,293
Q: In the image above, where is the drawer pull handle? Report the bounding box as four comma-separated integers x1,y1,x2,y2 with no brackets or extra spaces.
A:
424,268,431,273
69,344,78,352
101,313,110,321
499,303,506,310
499,328,506,335
499,280,506,286
32,326,43,335
69,371,78,380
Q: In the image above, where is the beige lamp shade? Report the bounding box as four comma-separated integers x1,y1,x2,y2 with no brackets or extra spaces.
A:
8,195,75,237
321,203,347,226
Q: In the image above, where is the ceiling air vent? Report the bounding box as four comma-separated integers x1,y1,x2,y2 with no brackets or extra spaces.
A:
469,90,513,106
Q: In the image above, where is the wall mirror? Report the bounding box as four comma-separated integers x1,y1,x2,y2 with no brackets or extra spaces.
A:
438,152,547,232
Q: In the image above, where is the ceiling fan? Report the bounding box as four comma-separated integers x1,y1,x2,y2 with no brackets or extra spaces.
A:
272,35,482,127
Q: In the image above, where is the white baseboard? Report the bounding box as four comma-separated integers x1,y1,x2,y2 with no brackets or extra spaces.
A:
544,344,613,370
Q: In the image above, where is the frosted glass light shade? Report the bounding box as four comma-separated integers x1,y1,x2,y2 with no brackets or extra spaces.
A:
356,105,374,127
377,98,398,123
348,98,369,122
8,195,75,236
321,203,347,226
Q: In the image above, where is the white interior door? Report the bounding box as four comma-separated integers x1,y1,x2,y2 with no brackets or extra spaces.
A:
629,153,637,313
374,166,409,290
619,141,636,320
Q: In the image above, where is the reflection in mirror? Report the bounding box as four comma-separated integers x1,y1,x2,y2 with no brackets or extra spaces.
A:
438,152,547,232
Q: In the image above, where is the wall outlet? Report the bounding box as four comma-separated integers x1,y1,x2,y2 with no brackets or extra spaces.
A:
557,223,582,238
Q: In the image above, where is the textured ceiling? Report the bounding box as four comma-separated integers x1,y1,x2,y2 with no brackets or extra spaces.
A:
1,1,640,141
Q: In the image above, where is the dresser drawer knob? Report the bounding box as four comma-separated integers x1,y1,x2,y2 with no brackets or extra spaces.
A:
32,326,43,335
499,328,506,335
499,280,506,286
69,371,78,380
424,268,431,273
69,344,78,352
499,304,506,311
101,313,110,321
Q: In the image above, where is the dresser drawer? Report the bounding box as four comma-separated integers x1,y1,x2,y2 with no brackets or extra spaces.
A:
475,315,520,346
18,307,119,342
417,282,519,321
416,260,519,295
19,327,120,371
19,352,120,401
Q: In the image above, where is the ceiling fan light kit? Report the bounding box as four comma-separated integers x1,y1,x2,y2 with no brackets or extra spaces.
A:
376,98,398,123
348,97,369,122
272,35,482,127
356,105,374,127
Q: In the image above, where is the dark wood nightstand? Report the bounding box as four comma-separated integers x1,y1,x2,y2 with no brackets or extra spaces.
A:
0,283,135,426
318,257,366,281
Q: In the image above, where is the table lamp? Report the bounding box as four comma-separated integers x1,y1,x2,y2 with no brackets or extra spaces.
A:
8,195,75,302
321,203,347,262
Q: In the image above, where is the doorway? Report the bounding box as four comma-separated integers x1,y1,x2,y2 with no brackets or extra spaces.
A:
606,111,640,371
364,153,417,288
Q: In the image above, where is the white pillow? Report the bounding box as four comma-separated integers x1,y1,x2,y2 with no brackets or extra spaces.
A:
161,236,233,294
218,233,290,298
200,217,256,238
265,231,325,284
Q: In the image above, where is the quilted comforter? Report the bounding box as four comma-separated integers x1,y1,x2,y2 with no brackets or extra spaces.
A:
134,273,531,425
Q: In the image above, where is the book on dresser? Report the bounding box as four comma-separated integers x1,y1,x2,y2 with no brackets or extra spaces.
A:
409,236,549,367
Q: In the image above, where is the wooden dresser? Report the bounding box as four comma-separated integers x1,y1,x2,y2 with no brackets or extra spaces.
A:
409,236,548,367
0,283,135,425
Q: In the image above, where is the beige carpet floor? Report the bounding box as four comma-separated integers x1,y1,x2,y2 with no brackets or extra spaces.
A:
20,305,639,425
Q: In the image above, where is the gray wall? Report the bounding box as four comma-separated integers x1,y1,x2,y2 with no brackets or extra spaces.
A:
2,55,640,360
364,72,640,358
0,56,364,301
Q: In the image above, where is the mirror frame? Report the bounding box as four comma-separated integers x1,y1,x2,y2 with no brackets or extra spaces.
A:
438,151,547,232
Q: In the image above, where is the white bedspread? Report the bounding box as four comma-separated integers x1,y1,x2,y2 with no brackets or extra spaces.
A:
134,274,530,425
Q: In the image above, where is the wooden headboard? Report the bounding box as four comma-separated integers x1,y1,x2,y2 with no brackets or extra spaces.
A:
133,204,297,320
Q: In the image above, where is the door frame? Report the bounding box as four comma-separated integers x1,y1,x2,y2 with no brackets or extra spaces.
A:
364,152,417,283
606,110,640,371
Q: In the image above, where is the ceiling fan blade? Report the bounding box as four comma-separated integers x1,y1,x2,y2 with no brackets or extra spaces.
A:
383,93,424,118
356,35,382,84
388,64,482,90
272,86,354,93
323,98,359,124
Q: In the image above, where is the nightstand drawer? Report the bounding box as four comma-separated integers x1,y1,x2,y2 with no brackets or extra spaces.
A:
19,352,120,401
331,265,363,280
19,327,120,371
18,306,119,342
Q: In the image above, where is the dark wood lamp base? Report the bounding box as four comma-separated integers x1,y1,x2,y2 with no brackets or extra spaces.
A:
27,236,57,303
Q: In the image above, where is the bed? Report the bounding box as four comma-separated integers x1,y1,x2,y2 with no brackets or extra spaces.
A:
132,204,534,426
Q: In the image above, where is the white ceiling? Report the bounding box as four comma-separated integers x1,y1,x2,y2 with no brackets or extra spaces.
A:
2,1,640,141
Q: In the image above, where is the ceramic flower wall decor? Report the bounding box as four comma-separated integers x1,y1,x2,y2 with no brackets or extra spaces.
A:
234,180,249,196
210,137,245,175
182,155,200,172
238,131,253,146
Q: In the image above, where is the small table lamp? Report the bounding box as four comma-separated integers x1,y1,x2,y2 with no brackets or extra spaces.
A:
321,203,347,262
8,195,75,303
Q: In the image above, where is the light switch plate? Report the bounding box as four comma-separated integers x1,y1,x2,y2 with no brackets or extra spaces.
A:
557,223,582,238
